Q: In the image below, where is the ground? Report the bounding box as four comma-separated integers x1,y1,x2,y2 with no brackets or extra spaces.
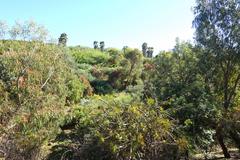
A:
193,148,240,160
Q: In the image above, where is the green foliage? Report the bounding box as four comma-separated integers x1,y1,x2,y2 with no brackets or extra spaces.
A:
0,41,85,159
193,1,240,157
1,7,240,159
109,48,144,91
194,0,240,110
106,48,123,67
146,41,220,152
69,47,144,96
73,94,175,159
70,47,110,65
67,78,85,103
91,80,114,94
0,40,44,54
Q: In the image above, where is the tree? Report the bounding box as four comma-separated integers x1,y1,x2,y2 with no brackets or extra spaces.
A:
108,48,143,92
100,41,105,52
8,21,22,40
142,42,148,57
149,42,219,155
93,41,98,49
58,33,68,46
8,20,48,41
193,0,240,158
122,46,128,54
147,47,154,58
0,21,8,39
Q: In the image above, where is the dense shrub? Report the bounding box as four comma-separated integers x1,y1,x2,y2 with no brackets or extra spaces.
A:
72,94,176,159
144,42,220,154
0,41,86,159
70,47,110,65
70,47,144,95
107,49,144,92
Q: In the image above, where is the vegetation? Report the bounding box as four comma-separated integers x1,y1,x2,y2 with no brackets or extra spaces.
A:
0,1,240,159
72,94,175,159
193,0,240,158
0,40,87,159
58,33,68,46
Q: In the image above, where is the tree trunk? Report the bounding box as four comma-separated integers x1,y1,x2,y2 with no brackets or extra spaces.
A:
216,125,231,158
229,130,240,150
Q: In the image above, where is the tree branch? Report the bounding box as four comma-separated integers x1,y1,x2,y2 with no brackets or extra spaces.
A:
41,67,54,89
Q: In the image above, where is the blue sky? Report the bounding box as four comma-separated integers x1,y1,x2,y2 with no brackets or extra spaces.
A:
0,0,196,52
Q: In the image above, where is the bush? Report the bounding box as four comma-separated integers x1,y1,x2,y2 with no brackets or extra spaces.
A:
69,47,144,96
70,47,110,65
0,41,86,159
73,94,176,159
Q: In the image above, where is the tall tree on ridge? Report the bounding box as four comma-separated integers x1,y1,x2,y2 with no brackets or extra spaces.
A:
100,41,105,52
58,33,68,46
142,42,148,57
93,41,98,49
147,47,154,58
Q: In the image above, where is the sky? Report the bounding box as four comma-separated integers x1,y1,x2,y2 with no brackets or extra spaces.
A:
0,0,196,52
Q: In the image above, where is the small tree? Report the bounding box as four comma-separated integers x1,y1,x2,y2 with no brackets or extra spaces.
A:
123,46,128,54
93,41,98,49
58,33,68,46
122,49,143,90
147,47,154,58
142,42,148,57
8,20,48,41
0,21,8,39
9,21,22,40
100,41,105,52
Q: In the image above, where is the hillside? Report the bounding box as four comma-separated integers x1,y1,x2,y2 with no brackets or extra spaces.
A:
0,39,239,160
1,2,240,158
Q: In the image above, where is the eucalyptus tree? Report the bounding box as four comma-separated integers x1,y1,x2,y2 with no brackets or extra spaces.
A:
0,21,8,39
8,21,22,40
193,0,240,157
8,20,48,41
